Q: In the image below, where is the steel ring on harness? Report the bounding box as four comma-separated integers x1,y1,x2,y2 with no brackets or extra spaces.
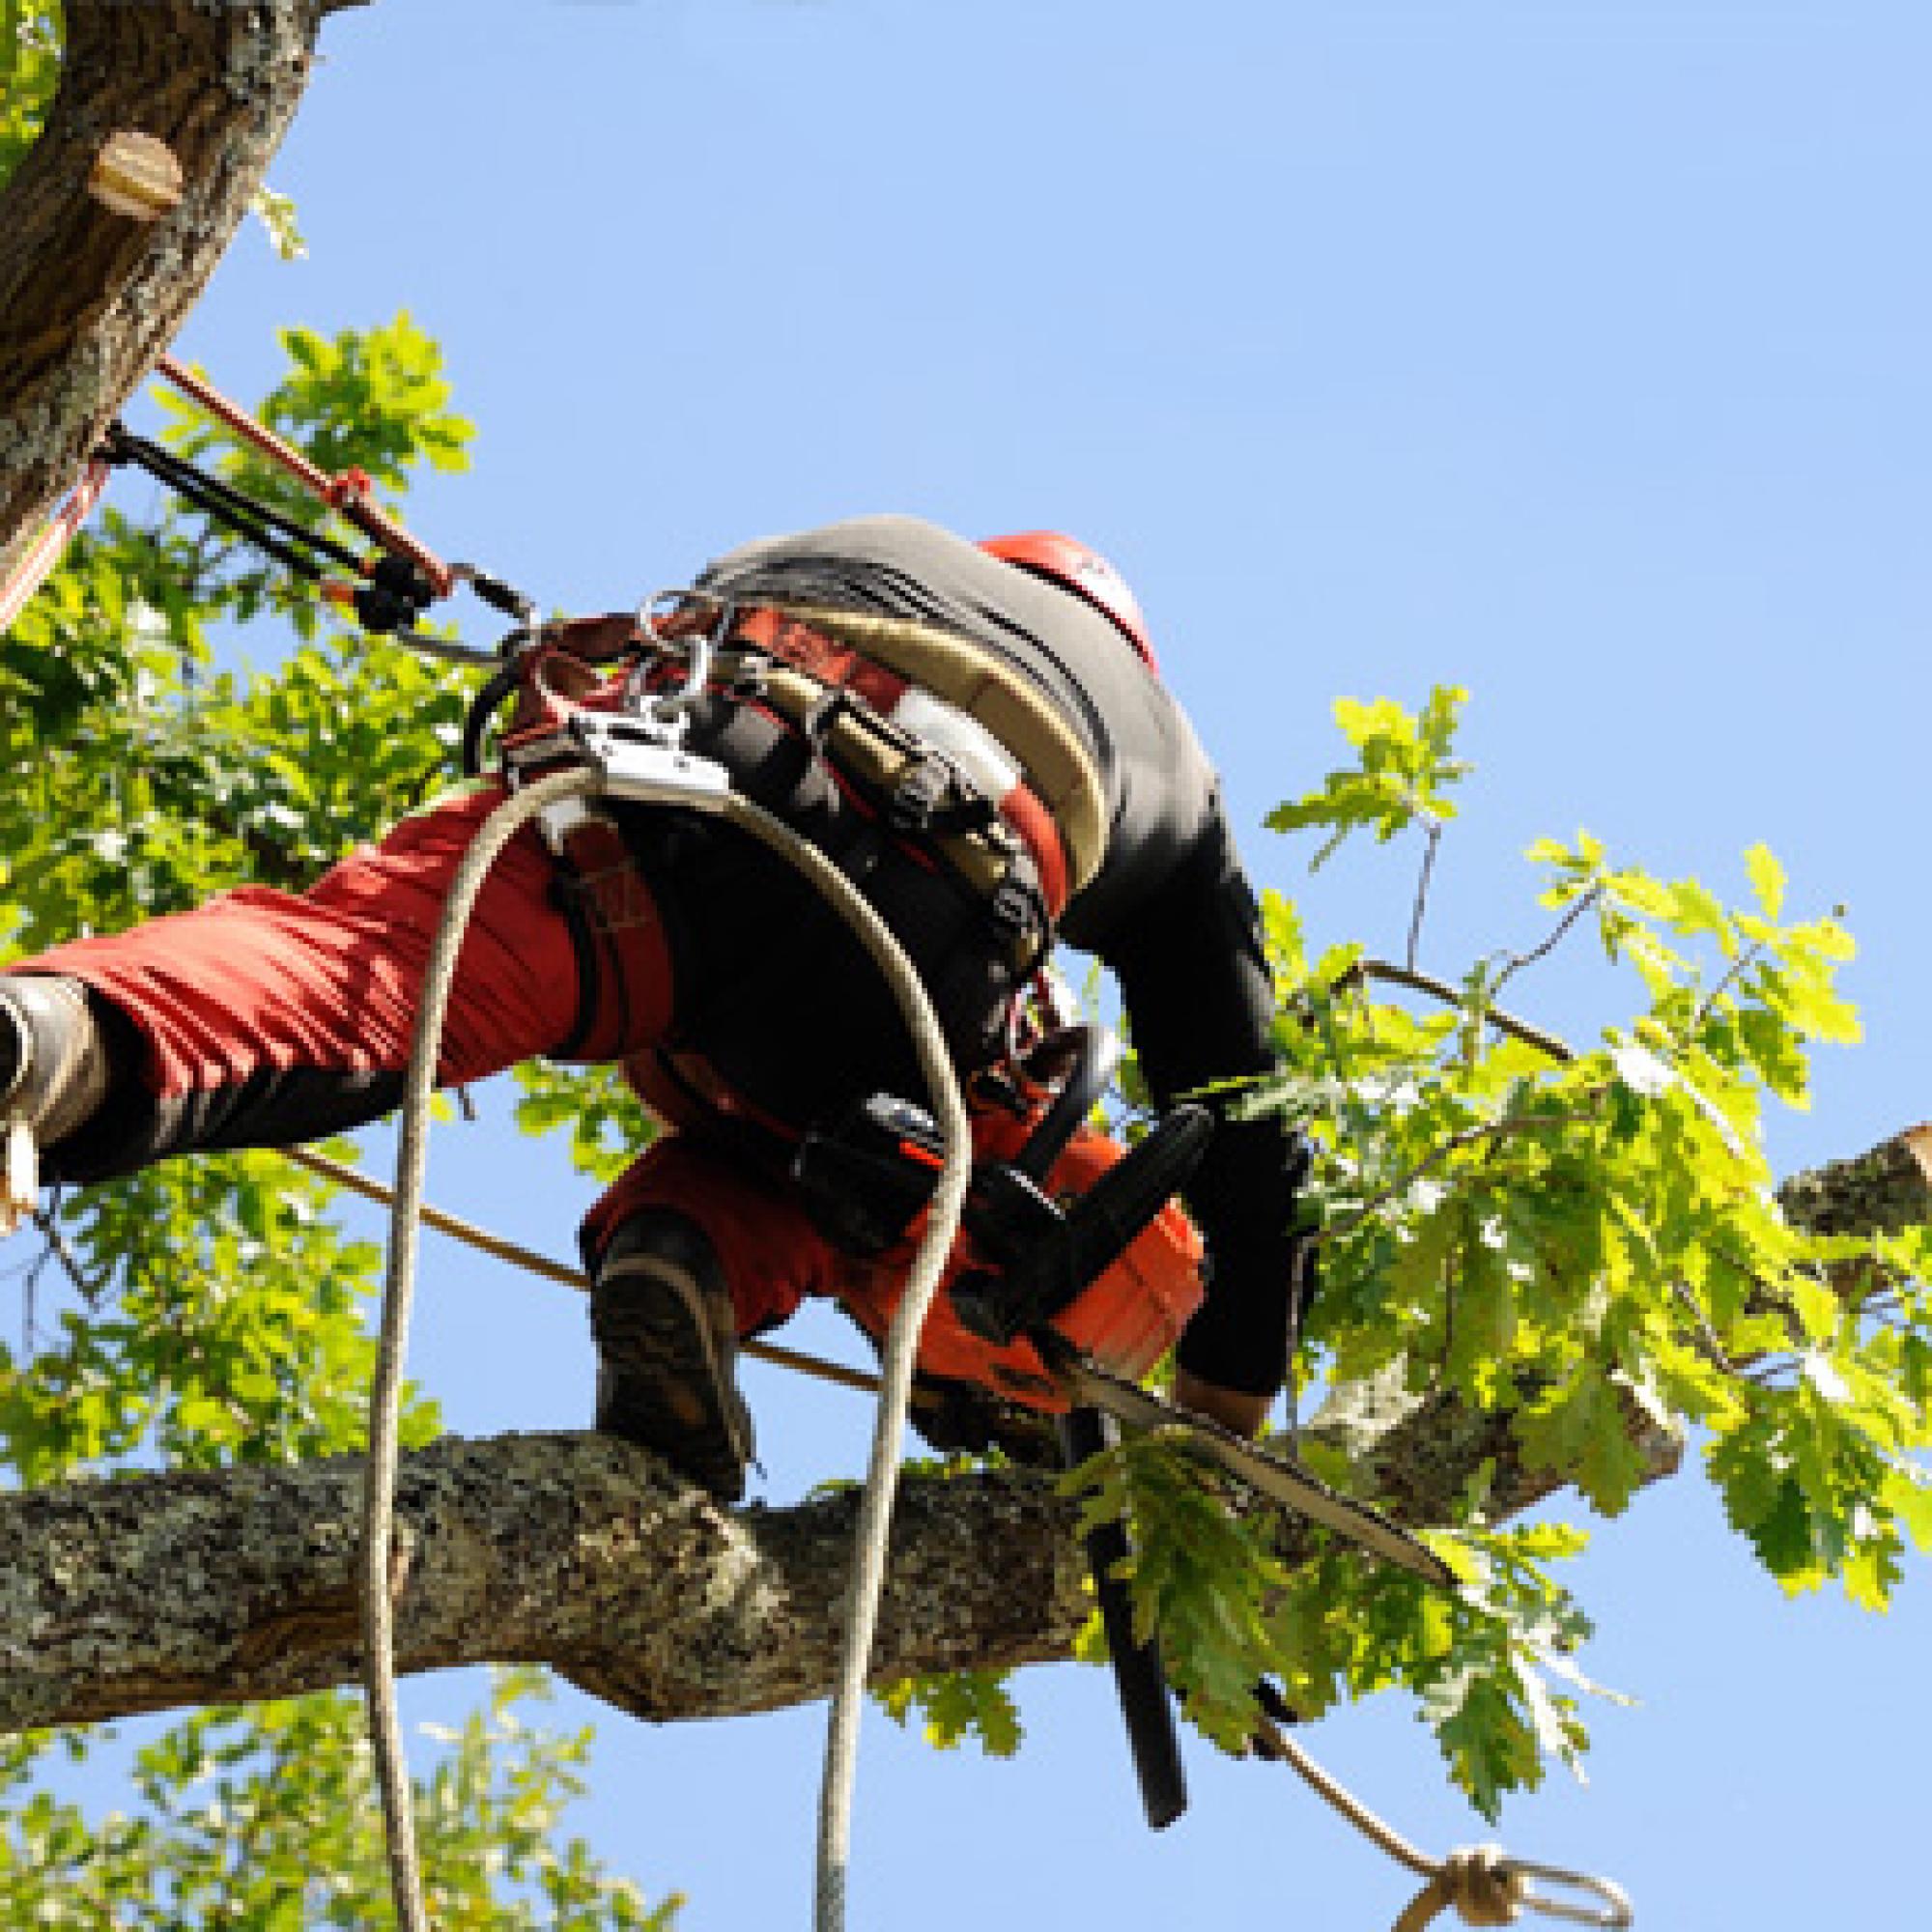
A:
627,586,736,736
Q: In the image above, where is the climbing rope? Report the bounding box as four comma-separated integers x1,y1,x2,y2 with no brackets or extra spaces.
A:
363,769,592,1932
6,363,969,1925
365,752,975,1932
1249,1698,1634,1929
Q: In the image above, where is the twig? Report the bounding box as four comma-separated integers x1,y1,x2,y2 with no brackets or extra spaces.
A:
1434,1253,1459,1392
1692,932,1772,1029
28,1207,105,1306
1489,883,1603,1004
1406,821,1442,973
1670,1283,1738,1375
1340,958,1575,1064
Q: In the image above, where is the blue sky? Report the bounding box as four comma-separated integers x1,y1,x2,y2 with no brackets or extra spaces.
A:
89,1,1932,1923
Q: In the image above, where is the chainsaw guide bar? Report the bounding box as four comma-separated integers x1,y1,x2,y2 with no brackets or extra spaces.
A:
1048,1342,1457,1589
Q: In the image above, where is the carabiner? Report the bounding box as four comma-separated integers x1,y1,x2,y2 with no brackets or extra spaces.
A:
1502,1858,1634,1928
624,586,734,739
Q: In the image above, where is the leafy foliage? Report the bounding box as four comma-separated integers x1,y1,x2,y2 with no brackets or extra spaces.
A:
1051,686,1925,1818
2,319,666,1918
0,3,61,189
514,1061,656,1188
1264,684,1470,869
876,1670,1024,1759
0,1672,680,1927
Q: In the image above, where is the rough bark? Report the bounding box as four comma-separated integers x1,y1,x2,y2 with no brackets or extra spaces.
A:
0,1127,1922,1739
0,0,334,570
0,1433,1089,1735
1776,1122,1932,1239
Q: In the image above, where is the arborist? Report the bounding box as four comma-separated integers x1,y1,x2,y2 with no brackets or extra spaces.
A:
0,515,1310,1498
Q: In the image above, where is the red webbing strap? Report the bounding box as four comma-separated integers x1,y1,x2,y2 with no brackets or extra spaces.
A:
156,354,454,596
0,461,113,632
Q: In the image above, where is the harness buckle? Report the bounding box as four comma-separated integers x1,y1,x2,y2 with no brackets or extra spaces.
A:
624,587,735,740
887,753,952,834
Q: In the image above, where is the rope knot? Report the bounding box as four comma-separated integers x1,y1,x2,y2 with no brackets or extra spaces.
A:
1440,1844,1526,1926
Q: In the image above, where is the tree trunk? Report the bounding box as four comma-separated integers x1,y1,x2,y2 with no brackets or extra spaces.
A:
0,0,339,570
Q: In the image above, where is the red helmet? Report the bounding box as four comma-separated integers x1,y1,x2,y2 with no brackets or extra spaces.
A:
980,530,1158,672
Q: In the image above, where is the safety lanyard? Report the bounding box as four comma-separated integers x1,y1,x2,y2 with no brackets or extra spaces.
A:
1,355,529,657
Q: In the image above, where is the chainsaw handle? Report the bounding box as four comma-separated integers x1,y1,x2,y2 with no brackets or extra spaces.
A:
952,1101,1214,1347
1011,1024,1121,1183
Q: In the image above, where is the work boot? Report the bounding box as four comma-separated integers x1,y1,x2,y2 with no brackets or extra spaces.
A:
589,1208,756,1502
0,976,109,1147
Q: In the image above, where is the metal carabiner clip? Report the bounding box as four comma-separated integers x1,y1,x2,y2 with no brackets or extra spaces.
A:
1503,1858,1634,1928
624,587,734,742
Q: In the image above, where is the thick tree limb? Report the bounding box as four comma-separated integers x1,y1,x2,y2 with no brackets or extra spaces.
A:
0,1,330,566
0,1127,1923,1738
1776,1122,1932,1239
0,1433,1090,1736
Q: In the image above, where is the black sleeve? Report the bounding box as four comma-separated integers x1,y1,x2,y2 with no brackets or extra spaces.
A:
1097,803,1308,1398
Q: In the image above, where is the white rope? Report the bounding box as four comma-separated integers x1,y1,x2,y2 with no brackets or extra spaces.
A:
363,766,972,1932
364,765,598,1932
708,801,972,1932
1252,1707,1634,1930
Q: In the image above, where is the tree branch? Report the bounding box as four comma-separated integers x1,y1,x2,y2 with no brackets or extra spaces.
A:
0,1,330,567
0,1126,1923,1740
0,1433,1090,1737
1776,1122,1932,1239
1339,957,1575,1063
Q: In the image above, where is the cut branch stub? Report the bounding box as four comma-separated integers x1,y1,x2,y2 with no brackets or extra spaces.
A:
86,130,184,220
0,1,332,564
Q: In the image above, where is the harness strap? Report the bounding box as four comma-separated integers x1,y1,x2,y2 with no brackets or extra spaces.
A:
541,809,660,1063
725,605,1086,916
749,661,1023,896
750,600,1109,898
